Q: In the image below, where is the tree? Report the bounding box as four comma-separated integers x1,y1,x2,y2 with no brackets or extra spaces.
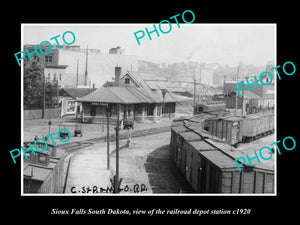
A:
23,62,58,109
45,80,59,108
23,62,43,109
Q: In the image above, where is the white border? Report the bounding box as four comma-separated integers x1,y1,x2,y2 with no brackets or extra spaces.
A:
21,23,277,196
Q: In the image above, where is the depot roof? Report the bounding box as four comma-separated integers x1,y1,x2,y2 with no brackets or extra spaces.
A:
77,86,179,104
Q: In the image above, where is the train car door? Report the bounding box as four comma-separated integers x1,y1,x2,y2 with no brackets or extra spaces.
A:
231,122,238,145
200,157,207,193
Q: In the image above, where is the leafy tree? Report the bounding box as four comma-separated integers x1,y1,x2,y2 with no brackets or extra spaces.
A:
23,62,43,109
23,62,58,109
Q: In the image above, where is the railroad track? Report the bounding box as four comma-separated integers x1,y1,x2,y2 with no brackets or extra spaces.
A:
59,125,170,152
86,126,171,143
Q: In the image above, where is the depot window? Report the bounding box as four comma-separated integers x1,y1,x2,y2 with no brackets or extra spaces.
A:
125,78,130,84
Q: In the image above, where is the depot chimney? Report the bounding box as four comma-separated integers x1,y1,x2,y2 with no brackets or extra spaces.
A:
115,66,121,86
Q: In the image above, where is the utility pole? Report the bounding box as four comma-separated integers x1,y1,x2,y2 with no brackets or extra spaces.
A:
199,63,202,103
114,106,120,193
76,59,79,88
84,46,88,86
241,86,244,117
106,105,111,170
116,111,119,180
235,65,240,116
42,71,46,119
193,73,196,106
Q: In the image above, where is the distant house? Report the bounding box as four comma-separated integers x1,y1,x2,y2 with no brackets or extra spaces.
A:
77,67,180,123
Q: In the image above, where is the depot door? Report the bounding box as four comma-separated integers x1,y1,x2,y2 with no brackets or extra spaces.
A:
91,105,96,116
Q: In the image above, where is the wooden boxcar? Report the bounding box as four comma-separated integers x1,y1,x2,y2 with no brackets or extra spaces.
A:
242,114,260,142
170,120,275,194
169,124,190,167
193,101,229,117
185,140,274,193
203,112,274,144
241,112,274,142
204,116,243,146
177,131,202,175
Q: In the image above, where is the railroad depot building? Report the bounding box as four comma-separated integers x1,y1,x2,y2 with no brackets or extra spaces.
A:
77,67,180,122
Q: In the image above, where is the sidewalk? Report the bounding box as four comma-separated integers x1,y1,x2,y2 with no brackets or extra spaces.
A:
64,142,112,194
64,138,129,194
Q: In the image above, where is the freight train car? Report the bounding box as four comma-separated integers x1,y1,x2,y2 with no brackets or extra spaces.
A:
203,112,274,145
170,119,274,194
241,112,274,142
193,101,230,117
186,140,274,193
204,116,243,146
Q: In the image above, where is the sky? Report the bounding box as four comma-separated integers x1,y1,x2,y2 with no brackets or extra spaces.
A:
22,24,276,67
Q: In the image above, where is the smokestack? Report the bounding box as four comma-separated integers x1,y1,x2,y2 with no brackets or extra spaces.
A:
115,66,121,86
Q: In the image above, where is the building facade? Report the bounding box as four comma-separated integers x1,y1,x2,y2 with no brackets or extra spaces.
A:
23,44,68,89
57,46,138,88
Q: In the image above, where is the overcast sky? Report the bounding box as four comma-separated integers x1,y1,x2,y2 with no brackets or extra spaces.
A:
22,24,275,66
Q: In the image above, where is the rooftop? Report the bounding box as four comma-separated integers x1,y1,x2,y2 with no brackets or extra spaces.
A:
77,86,180,104
59,88,96,99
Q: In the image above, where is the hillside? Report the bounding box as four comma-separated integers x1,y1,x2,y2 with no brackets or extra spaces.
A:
138,60,268,87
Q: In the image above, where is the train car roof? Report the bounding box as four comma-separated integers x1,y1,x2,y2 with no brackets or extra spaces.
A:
171,125,190,133
200,150,241,169
179,131,202,142
171,119,275,172
188,140,217,151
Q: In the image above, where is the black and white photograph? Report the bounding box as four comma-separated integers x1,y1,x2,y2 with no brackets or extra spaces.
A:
4,4,298,220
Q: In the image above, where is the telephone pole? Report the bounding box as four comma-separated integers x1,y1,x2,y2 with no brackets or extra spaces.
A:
84,46,88,86
193,73,196,106
42,71,46,119
199,63,202,103
76,59,79,88
235,65,240,116
106,106,110,170
113,105,121,193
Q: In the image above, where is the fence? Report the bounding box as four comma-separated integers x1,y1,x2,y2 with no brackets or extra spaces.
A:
79,114,176,124
24,108,61,120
